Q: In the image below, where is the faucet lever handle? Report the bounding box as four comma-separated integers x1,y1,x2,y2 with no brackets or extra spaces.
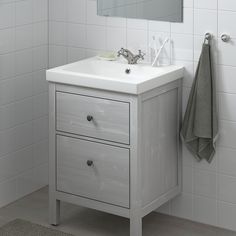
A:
117,48,125,57
138,50,145,60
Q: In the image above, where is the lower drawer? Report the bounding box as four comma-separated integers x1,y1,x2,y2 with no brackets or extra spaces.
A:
56,135,130,208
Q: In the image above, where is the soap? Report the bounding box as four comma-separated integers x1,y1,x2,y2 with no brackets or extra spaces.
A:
97,52,117,61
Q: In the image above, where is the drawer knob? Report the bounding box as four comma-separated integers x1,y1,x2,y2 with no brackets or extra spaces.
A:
87,160,94,167
87,115,93,122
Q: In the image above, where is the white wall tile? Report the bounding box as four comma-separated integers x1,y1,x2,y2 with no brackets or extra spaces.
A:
219,175,236,204
0,0,49,208
218,39,236,66
33,46,48,70
193,196,217,226
32,163,48,189
219,147,236,177
171,194,193,219
49,21,66,46
218,201,236,231
171,34,193,61
14,122,33,150
218,11,236,38
0,153,15,182
219,0,236,11
32,70,48,95
0,78,15,106
171,8,193,35
67,47,86,63
49,45,67,68
0,128,15,157
217,65,236,94
107,17,126,28
219,121,236,149
86,0,106,26
0,28,15,54
194,0,217,10
49,0,66,21
149,20,170,32
219,93,236,121
14,146,33,174
33,116,48,143
194,9,217,36
0,53,15,80
16,170,35,199
33,92,48,119
33,22,48,47
194,169,217,199
127,28,148,56
14,97,33,125
33,139,48,166
0,179,17,208
14,73,33,101
86,25,107,50
184,0,193,8
0,2,15,29
15,0,33,26
15,25,33,50
67,0,86,24
67,23,87,48
15,49,33,75
33,0,48,22
0,104,15,131
182,166,193,193
127,18,148,30
107,27,126,51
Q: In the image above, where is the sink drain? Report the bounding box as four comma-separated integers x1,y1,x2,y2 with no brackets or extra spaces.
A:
125,68,131,74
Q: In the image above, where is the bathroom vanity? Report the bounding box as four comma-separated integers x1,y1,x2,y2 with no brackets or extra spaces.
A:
47,57,184,236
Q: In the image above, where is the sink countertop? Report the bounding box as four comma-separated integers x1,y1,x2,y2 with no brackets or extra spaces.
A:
46,57,184,95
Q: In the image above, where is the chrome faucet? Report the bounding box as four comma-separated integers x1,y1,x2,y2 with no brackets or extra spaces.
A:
117,48,145,64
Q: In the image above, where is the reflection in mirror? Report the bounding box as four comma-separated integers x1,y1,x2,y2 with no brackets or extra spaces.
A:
97,0,183,22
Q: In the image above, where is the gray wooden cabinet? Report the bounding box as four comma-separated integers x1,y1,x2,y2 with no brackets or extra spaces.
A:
49,79,182,236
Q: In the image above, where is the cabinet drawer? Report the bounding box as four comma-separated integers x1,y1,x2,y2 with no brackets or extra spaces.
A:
56,92,130,144
56,135,130,208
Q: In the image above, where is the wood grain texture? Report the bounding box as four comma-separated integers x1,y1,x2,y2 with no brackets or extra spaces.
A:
56,92,130,144
56,135,130,208
141,88,179,207
48,83,60,225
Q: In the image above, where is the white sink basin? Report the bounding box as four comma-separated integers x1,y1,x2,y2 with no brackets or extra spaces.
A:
47,57,184,94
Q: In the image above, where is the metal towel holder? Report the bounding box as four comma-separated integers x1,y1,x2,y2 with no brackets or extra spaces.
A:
204,32,231,43
204,32,212,44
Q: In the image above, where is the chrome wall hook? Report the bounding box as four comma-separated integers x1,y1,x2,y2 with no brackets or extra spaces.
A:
221,34,231,43
204,33,212,44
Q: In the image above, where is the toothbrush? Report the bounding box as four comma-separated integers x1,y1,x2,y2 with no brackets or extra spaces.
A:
152,37,169,67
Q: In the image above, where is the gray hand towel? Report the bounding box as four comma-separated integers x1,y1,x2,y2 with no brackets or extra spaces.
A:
181,43,218,163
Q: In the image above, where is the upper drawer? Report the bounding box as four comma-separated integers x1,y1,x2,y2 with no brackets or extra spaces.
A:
56,92,130,144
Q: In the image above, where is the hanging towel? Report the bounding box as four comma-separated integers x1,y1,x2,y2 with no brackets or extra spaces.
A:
181,43,218,163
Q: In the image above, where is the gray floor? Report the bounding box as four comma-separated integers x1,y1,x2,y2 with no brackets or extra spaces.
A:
0,188,235,236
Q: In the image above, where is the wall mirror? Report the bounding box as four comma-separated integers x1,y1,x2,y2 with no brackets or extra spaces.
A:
97,0,183,22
